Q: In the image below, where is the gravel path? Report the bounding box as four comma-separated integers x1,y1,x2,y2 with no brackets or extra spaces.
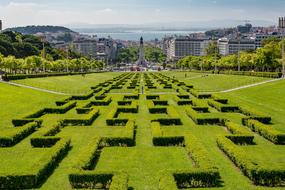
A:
218,78,284,93
0,80,69,95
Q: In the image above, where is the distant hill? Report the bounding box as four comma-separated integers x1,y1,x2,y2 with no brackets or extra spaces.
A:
4,25,76,35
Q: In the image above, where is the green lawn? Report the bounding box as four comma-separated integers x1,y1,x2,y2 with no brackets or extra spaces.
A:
14,72,122,94
0,82,64,128
223,79,285,132
165,71,270,92
0,72,285,190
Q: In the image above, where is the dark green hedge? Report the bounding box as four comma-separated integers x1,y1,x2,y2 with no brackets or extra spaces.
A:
30,137,61,148
62,108,99,126
174,170,220,188
243,119,285,145
69,172,128,190
4,72,104,81
208,99,239,113
146,95,160,100
0,138,70,189
149,107,167,114
226,135,254,145
25,101,76,118
106,119,129,126
153,136,185,147
217,136,285,186
153,118,183,126
0,121,41,147
186,108,221,125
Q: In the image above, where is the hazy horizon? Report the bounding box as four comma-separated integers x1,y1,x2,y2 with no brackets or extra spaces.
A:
0,0,284,29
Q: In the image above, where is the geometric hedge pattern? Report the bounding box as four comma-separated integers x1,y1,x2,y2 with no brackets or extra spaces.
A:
0,72,284,189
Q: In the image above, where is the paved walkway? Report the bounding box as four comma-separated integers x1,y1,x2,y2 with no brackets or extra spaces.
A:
1,77,283,96
218,78,284,93
0,80,69,95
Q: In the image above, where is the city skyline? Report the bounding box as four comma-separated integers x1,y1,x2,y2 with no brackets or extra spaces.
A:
0,0,284,28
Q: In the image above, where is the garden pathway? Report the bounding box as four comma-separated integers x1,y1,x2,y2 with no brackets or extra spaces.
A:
0,80,69,95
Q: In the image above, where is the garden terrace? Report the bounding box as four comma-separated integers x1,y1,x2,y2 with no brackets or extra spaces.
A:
0,72,285,190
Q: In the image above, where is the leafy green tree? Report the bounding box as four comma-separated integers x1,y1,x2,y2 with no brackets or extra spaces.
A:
145,47,166,63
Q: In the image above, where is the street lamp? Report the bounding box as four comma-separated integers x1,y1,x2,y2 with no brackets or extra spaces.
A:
279,17,285,78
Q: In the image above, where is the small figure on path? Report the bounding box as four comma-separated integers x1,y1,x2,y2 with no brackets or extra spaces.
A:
141,86,144,94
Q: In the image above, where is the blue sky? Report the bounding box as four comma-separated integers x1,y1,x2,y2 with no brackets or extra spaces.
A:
0,0,284,28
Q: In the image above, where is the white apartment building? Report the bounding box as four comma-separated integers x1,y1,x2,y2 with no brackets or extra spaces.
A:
73,39,97,58
255,34,282,48
218,38,256,56
167,37,210,60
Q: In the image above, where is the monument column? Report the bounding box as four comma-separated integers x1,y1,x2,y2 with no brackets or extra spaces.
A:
137,37,147,67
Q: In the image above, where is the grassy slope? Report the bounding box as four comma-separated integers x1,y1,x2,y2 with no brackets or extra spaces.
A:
166,71,269,92
14,72,122,94
223,79,285,132
0,73,285,190
0,82,64,128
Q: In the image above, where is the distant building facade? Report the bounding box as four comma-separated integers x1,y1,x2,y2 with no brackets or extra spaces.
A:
73,39,97,58
255,33,282,48
218,38,256,56
167,37,210,60
237,24,252,34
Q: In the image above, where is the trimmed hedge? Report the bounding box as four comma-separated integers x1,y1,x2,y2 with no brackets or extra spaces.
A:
208,99,239,113
153,136,185,147
25,101,76,118
239,106,271,124
69,172,128,190
30,137,61,148
76,108,92,114
186,107,221,125
174,170,220,188
0,121,42,147
124,94,139,100
0,138,70,189
149,107,167,114
153,100,168,106
217,136,285,186
146,95,160,100
158,134,220,189
62,108,100,126
190,90,212,99
12,118,38,127
118,101,132,106
3,72,104,81
90,97,112,106
74,137,101,170
226,135,254,145
243,119,285,145
224,121,252,135
154,118,183,126
70,91,94,100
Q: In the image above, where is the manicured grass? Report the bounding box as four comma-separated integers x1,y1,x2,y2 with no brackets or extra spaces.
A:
0,82,65,128
14,72,122,94
0,72,284,190
165,71,270,92
223,79,285,132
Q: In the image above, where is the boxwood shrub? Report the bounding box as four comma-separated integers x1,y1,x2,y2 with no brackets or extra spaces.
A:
62,108,100,126
0,121,42,147
0,138,70,189
243,119,285,145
